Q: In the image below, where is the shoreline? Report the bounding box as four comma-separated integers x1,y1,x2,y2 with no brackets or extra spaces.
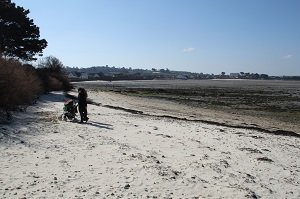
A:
84,89,300,135
73,79,300,134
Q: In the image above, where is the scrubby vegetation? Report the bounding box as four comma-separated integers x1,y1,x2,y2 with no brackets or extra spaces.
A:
0,58,42,114
0,57,72,120
37,56,73,92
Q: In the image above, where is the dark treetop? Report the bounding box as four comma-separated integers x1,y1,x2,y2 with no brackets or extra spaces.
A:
0,0,47,61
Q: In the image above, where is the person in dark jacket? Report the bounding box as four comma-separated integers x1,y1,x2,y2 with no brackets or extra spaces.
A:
78,87,89,123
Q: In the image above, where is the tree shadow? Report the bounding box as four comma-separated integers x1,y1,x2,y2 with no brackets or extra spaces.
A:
38,92,71,103
0,113,42,145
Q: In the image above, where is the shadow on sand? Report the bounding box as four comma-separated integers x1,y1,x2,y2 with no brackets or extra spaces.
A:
39,92,70,103
80,121,113,130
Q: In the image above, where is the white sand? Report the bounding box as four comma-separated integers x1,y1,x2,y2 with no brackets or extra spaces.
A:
0,91,299,198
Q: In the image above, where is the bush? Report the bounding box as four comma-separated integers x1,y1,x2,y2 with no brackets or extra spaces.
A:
52,73,73,91
37,56,73,92
0,58,43,111
0,56,73,121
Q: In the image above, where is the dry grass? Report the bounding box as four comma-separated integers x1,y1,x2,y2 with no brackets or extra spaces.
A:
0,58,42,111
0,57,73,122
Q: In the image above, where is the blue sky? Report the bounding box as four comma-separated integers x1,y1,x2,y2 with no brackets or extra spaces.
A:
14,0,300,75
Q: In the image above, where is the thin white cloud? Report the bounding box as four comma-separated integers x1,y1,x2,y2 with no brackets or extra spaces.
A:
183,47,195,53
282,54,293,59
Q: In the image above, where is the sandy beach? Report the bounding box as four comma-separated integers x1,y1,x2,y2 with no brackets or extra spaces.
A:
0,90,299,198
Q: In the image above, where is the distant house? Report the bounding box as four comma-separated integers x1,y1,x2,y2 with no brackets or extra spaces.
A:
230,73,240,78
104,72,120,77
88,73,100,79
67,72,79,79
92,73,100,78
176,74,188,80
79,72,88,79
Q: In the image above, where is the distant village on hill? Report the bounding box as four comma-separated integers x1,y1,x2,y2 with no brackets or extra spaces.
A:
64,65,300,81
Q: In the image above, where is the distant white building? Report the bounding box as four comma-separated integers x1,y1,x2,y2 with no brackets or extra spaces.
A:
93,74,100,78
79,72,88,79
67,72,79,79
176,74,188,80
89,73,100,78
230,73,240,78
